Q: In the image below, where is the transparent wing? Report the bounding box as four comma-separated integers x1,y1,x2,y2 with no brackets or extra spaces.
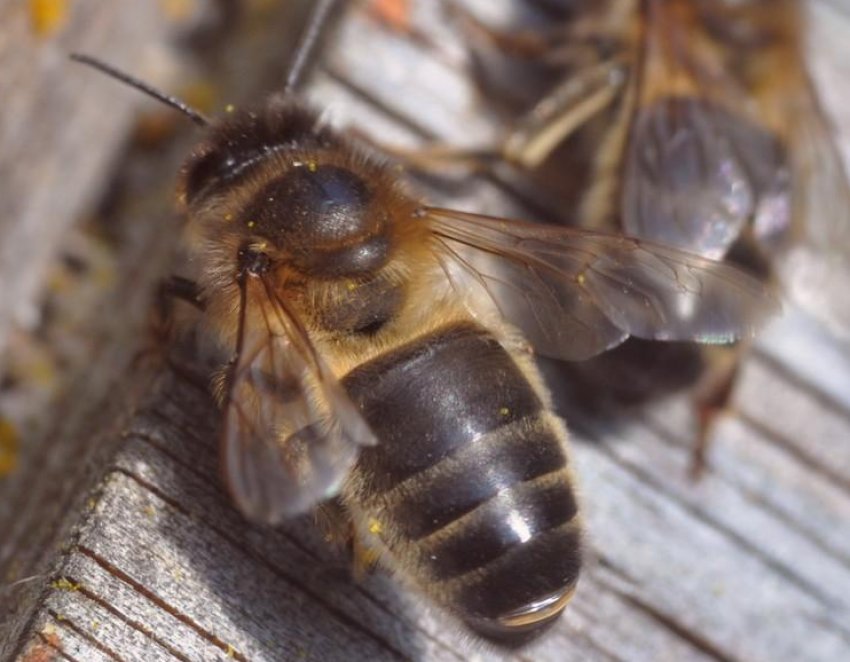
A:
792,87,850,253
621,96,790,260
222,277,377,524
778,77,850,338
620,2,792,259
426,207,779,361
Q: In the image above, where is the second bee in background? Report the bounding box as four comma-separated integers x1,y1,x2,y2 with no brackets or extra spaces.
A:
444,0,850,471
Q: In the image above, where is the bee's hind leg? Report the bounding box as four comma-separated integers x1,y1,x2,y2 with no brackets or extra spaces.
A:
351,61,625,178
135,275,209,390
689,345,744,479
314,502,388,581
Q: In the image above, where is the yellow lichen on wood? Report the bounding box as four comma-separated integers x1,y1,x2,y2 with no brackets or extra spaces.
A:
51,577,81,592
159,0,198,23
28,0,68,37
0,418,19,476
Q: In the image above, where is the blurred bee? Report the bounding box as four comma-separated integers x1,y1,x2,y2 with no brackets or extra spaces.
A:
72,0,776,644
446,0,850,469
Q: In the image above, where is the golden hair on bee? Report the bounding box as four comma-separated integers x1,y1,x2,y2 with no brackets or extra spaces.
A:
71,0,779,644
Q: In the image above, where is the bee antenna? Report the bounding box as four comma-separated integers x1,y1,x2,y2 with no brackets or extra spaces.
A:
70,53,210,127
284,0,345,94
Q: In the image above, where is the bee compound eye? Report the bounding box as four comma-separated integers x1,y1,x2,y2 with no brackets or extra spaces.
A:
244,164,376,247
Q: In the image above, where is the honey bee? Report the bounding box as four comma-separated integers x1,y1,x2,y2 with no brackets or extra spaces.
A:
72,2,777,644
446,0,850,468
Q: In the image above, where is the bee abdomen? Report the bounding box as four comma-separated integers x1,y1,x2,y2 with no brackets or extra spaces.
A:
400,424,579,644
344,322,580,643
431,469,580,644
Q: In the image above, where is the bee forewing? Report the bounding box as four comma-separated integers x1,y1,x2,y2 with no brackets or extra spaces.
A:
779,86,850,339
222,281,377,524
620,0,790,260
427,208,779,361
755,67,850,339
622,97,775,260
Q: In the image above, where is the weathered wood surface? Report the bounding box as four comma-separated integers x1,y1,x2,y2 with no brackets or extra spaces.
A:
0,0,175,371
3,1,850,661
0,0,317,651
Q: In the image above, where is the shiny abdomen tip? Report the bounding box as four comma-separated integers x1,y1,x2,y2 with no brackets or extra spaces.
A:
464,585,575,647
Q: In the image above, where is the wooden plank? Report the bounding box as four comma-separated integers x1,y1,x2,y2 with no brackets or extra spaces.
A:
0,0,319,653
3,1,850,661
0,0,173,369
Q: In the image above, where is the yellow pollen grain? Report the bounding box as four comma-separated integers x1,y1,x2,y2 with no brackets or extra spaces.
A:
576,272,586,285
368,518,383,535
498,406,510,417
346,281,357,291
225,103,236,113
307,161,318,173
246,220,256,229
224,213,233,222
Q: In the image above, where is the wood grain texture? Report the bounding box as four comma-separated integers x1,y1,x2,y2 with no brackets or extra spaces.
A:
0,0,174,370
3,1,850,661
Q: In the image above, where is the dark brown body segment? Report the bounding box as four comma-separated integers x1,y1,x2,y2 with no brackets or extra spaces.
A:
344,323,580,643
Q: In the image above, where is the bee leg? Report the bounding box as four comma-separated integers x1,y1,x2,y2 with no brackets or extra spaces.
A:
315,503,381,580
315,500,353,549
353,55,624,177
689,346,743,479
158,275,205,315
151,275,205,342
446,0,626,169
343,509,388,581
368,4,625,175
444,0,564,59
138,275,203,353
499,58,626,170
348,127,501,174
138,276,209,390
352,532,383,581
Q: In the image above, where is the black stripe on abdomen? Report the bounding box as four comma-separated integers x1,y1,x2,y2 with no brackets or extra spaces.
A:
419,473,577,580
455,522,581,621
387,421,568,540
344,323,543,493
344,322,580,636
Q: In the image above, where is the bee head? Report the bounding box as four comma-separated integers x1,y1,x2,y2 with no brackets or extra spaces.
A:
180,97,416,279
178,96,332,208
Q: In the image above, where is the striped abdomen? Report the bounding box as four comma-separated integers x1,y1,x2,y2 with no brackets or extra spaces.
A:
343,323,581,644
